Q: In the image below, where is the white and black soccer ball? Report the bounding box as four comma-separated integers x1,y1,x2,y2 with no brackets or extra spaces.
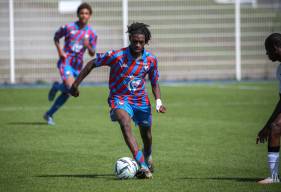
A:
114,157,139,179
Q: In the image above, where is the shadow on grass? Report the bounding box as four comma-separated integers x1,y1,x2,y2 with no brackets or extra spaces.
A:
36,173,116,180
7,122,47,126
179,177,261,183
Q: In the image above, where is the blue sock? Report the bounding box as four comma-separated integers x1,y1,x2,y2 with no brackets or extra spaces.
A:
54,83,69,93
134,150,148,169
47,93,69,116
144,146,152,159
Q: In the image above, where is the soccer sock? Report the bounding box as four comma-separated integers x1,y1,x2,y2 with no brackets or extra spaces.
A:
46,93,69,117
143,146,152,161
134,150,148,169
268,146,280,180
54,83,69,93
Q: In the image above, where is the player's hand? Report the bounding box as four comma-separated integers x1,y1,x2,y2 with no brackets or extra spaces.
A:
256,127,269,144
59,51,67,60
83,34,90,49
158,105,167,113
70,84,79,97
156,99,166,113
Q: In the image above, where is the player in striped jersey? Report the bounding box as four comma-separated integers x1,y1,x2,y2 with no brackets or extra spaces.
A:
256,33,281,184
70,22,166,179
44,3,97,125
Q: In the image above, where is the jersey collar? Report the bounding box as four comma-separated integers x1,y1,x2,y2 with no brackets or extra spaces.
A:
126,47,147,62
75,21,89,30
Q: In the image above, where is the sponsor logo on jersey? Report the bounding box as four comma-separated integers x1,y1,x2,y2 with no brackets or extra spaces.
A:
70,30,78,35
121,63,128,68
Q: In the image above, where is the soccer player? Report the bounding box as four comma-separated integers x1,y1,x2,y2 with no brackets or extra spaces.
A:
70,22,166,179
256,33,281,184
44,3,97,125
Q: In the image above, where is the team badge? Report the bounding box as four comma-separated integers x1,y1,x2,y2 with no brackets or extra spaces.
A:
144,64,149,71
128,78,141,92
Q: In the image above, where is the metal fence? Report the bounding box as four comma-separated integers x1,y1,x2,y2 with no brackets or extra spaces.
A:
0,0,280,83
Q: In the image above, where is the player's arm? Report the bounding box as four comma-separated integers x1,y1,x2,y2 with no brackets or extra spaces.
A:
54,26,67,59
256,97,281,144
70,59,97,97
85,42,95,57
151,83,166,113
84,33,97,57
149,57,166,113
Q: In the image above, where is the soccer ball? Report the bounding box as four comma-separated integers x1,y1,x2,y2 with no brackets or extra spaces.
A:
114,157,139,179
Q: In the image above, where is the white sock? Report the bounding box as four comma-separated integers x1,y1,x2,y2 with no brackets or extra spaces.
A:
268,152,279,180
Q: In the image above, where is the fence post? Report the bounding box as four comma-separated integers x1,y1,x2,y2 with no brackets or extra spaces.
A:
235,0,241,81
9,0,15,84
122,0,128,47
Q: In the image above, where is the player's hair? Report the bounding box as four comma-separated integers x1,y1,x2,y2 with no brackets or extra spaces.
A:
127,22,151,44
77,2,92,16
265,33,281,51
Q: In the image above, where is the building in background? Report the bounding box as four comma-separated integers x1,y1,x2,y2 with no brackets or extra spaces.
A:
0,0,280,83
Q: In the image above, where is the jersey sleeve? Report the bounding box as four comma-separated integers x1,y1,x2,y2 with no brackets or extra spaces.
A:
88,31,97,50
54,25,67,40
148,57,159,86
95,50,115,67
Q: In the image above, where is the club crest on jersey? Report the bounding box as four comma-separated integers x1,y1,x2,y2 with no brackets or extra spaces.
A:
128,78,141,92
144,64,149,71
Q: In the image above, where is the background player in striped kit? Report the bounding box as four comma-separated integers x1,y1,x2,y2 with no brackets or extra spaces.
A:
256,33,281,184
44,3,97,125
70,22,166,179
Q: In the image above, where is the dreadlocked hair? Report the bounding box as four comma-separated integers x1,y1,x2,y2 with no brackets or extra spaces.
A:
265,33,281,51
127,22,151,44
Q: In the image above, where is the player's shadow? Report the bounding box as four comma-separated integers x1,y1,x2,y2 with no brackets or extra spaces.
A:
36,173,116,180
179,177,261,183
7,122,47,126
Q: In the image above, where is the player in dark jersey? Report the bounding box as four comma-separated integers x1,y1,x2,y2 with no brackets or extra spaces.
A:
256,33,281,184
70,22,166,179
44,2,97,125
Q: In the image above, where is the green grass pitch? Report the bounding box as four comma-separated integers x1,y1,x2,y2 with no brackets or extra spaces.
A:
0,82,281,192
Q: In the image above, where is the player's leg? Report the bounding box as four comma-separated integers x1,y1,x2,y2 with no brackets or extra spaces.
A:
258,114,281,184
133,106,154,173
139,125,153,172
114,108,152,178
48,60,70,101
115,109,138,154
44,65,75,125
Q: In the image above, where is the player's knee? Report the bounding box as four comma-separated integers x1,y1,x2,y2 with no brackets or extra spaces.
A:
146,133,152,141
119,118,131,130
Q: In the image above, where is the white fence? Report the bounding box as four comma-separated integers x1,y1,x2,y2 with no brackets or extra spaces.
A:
0,0,280,83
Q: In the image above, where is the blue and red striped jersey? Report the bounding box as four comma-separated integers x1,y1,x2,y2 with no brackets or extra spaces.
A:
54,21,97,70
96,47,159,105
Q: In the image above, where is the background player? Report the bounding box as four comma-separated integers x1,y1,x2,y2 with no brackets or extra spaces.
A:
70,22,166,179
256,33,281,184
44,2,97,125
